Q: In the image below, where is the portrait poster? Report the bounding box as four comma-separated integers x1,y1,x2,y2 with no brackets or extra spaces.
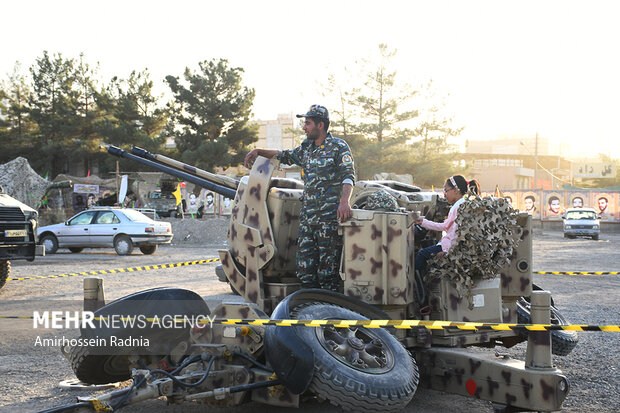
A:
185,191,202,215
592,192,615,221
521,191,540,219
544,192,563,220
568,193,587,209
219,195,233,215
203,190,216,214
502,192,517,209
72,193,87,213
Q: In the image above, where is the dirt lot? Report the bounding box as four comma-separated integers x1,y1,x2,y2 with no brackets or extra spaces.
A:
0,222,619,413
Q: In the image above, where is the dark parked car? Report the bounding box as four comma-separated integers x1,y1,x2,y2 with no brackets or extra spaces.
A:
0,186,45,288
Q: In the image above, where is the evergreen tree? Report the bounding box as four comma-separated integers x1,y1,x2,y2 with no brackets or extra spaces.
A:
0,63,38,164
73,54,107,174
28,51,79,175
96,69,169,174
324,45,463,185
165,58,258,171
349,44,418,143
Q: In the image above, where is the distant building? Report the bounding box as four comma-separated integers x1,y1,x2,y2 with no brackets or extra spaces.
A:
251,113,302,180
461,135,572,191
252,113,298,151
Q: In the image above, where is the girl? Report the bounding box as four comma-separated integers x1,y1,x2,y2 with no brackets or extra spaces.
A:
468,178,481,195
415,175,468,274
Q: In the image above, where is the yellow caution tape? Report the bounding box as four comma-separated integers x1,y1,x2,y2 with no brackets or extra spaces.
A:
3,314,618,332
215,319,620,332
6,258,220,282
6,253,617,283
535,271,620,276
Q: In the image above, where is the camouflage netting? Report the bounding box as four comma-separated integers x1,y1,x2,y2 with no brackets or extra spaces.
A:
426,194,521,307
363,189,401,212
0,157,49,209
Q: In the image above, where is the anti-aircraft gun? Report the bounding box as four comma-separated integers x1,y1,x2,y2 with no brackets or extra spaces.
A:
60,145,577,412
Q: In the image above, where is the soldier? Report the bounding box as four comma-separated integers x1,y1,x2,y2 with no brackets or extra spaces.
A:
244,104,355,291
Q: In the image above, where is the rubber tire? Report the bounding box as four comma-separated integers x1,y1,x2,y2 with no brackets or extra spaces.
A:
114,235,134,255
0,260,9,289
139,245,157,255
516,298,579,356
229,282,241,296
69,247,83,253
40,234,58,254
592,235,599,240
292,303,418,412
352,196,369,209
70,344,131,384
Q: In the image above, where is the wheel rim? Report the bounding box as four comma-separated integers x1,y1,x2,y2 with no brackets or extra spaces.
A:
116,239,130,254
42,237,55,251
315,324,395,374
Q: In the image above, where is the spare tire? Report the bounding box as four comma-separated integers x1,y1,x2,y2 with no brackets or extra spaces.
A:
70,345,132,384
70,287,210,384
292,303,418,412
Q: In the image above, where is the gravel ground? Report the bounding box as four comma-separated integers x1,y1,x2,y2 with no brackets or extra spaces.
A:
0,218,618,412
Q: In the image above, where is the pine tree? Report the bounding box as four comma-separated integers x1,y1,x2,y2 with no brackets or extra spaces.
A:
165,58,258,171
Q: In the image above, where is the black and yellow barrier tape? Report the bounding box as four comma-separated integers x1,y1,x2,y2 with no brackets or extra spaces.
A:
6,253,619,282
217,319,620,332
6,258,220,282
535,270,620,276
1,315,618,332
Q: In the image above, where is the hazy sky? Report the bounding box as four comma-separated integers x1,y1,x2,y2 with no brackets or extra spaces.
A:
3,0,620,158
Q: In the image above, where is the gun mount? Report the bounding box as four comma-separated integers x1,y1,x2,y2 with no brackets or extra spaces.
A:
56,145,577,412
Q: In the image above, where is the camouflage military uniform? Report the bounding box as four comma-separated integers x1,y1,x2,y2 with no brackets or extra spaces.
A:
277,133,355,290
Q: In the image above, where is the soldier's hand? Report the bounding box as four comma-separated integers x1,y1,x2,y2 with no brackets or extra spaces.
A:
337,201,352,222
436,251,445,259
244,150,259,168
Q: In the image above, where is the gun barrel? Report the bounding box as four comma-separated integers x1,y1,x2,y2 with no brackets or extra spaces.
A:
131,147,239,190
104,145,236,199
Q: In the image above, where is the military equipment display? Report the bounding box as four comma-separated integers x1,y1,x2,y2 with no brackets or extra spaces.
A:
58,145,578,412
0,185,45,290
144,178,184,218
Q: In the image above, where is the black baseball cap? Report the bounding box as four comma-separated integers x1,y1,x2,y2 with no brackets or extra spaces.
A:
296,104,329,120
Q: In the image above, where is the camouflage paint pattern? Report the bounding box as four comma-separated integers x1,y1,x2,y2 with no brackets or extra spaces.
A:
225,157,278,311
296,221,341,290
277,133,355,225
340,209,418,308
416,347,569,411
110,146,570,411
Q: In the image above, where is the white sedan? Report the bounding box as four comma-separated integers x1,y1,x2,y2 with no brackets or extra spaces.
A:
38,208,173,255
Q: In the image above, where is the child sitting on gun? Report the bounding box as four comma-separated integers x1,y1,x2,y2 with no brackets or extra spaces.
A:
414,175,469,275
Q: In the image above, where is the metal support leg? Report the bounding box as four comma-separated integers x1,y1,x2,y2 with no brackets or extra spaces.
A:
83,276,105,312
525,290,553,369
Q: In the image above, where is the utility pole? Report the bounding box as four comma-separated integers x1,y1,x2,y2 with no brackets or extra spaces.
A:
534,132,538,190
